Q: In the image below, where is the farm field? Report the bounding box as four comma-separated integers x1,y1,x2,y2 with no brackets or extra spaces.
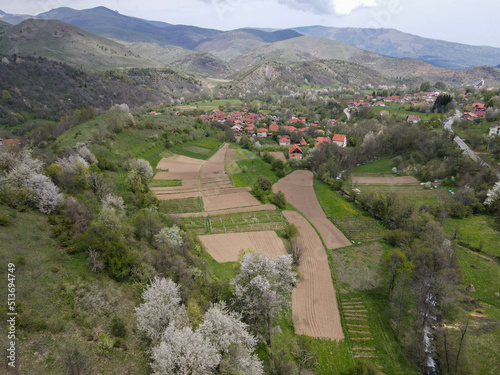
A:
352,158,394,176
180,210,286,234
351,176,419,184
167,136,223,160
159,196,202,214
284,210,344,340
202,192,261,211
269,151,286,162
199,231,287,262
274,170,351,249
154,154,204,187
356,183,449,206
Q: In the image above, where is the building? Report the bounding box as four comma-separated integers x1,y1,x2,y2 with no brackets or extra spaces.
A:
256,128,268,137
331,134,347,148
406,115,420,124
489,123,500,136
279,135,291,146
288,144,303,160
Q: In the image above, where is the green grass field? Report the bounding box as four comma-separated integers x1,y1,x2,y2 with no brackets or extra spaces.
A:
168,136,223,160
444,215,500,258
352,158,394,175
231,158,279,188
148,179,181,187
158,197,203,214
314,180,388,242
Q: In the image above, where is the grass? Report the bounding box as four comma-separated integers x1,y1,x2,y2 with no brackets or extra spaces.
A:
0,206,150,374
201,251,236,282
148,179,181,187
168,136,223,160
444,215,500,258
314,180,388,242
158,197,202,214
357,184,448,208
177,99,243,110
454,247,500,374
352,158,394,176
326,240,419,374
231,158,278,188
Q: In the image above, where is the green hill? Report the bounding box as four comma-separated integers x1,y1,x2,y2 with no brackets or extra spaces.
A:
0,18,163,71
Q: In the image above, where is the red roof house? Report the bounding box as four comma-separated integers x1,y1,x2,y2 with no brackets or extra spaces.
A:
288,144,303,160
331,134,347,148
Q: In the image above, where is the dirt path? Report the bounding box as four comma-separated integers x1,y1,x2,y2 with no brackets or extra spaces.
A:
199,231,287,262
273,170,351,249
351,176,419,184
284,211,344,340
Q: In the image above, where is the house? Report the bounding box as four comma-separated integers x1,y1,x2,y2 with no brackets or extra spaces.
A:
256,128,268,137
269,123,279,132
279,135,291,146
375,101,386,107
0,138,22,147
406,115,420,124
472,102,486,112
315,136,331,147
289,144,303,160
489,123,500,136
331,134,347,148
299,138,308,146
463,112,478,120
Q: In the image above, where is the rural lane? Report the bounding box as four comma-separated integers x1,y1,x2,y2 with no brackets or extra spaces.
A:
445,110,500,178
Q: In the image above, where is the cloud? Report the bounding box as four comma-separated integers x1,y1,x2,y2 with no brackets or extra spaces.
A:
204,0,378,15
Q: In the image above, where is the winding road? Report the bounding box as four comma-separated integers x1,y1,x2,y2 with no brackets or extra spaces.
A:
445,110,500,178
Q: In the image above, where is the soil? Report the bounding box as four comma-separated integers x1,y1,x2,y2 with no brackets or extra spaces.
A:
269,151,286,162
173,204,277,218
199,231,287,262
203,192,262,212
273,170,350,249
284,210,344,340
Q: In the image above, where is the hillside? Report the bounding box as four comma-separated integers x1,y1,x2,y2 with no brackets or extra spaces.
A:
231,36,500,86
119,41,232,77
0,19,163,71
194,28,301,61
294,26,500,70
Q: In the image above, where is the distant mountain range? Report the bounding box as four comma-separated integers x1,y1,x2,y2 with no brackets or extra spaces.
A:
294,26,500,70
1,6,500,87
1,6,500,71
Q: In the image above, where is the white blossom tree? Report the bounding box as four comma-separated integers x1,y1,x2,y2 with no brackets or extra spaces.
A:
26,173,63,213
100,193,124,211
231,252,297,345
154,225,185,248
151,326,220,375
135,277,188,343
484,181,500,207
75,143,98,164
197,302,263,375
133,158,153,180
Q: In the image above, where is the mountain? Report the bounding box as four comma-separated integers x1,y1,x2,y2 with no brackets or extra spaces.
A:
230,36,500,86
294,26,500,70
0,11,32,25
0,19,163,71
37,6,223,49
120,41,231,77
194,28,301,61
0,19,10,32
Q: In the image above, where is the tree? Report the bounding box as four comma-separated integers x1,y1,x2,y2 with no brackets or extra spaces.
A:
26,173,63,214
154,225,185,248
271,191,287,209
151,326,220,375
484,181,500,207
2,89,12,103
135,277,189,343
231,252,297,345
197,302,263,375
256,175,272,191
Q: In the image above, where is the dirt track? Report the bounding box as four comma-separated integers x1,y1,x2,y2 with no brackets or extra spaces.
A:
284,211,344,340
199,231,287,262
273,170,351,249
351,176,419,184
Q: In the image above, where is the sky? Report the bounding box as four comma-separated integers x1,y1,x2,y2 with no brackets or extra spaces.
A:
2,0,500,48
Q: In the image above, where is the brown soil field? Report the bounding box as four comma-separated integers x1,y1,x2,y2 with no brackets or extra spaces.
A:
269,151,286,162
173,204,277,218
351,176,419,184
309,217,352,249
273,170,350,249
199,231,287,262
203,192,261,212
225,149,237,163
200,143,230,181
154,155,204,187
284,211,344,340
202,187,252,196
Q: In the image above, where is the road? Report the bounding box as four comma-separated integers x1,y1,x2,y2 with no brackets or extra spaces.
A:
343,107,351,121
445,110,500,178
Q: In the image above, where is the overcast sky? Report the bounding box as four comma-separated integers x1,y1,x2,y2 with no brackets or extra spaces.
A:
2,0,500,48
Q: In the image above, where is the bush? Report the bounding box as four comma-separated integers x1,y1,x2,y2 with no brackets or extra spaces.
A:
271,191,287,209
257,175,272,191
384,229,412,247
284,223,299,239
447,202,473,219
276,168,286,178
97,333,115,355
0,213,10,226
110,315,127,338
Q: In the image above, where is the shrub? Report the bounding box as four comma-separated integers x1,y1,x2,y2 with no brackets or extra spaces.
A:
110,315,127,338
97,333,115,355
284,223,299,239
271,191,287,209
0,213,10,226
257,175,272,191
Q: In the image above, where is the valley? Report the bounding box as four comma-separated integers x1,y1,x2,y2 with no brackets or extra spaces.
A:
0,4,499,375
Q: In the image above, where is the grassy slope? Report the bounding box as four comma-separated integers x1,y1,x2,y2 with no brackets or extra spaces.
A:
0,207,149,374
168,136,223,160
352,158,394,176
